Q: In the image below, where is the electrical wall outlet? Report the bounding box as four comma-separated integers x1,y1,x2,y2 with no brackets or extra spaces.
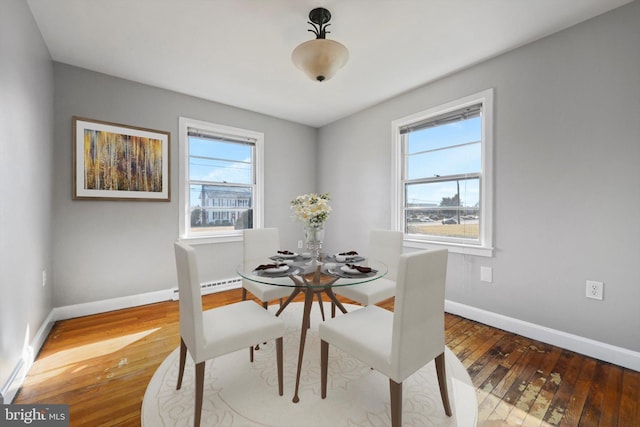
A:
297,240,303,249
586,280,603,300
42,270,47,288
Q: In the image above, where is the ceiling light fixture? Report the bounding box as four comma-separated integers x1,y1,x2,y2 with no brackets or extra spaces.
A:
291,7,349,82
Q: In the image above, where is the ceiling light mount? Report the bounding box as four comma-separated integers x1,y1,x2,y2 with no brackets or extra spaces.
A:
307,7,332,39
292,7,349,82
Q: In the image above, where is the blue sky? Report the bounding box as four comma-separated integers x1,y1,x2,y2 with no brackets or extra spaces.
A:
189,137,252,184
406,117,481,207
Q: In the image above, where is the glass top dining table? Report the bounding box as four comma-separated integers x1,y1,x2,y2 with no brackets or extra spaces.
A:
237,255,388,288
236,255,388,403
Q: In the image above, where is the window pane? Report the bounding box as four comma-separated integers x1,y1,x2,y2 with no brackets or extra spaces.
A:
188,137,252,184
405,179,479,239
189,184,253,232
407,142,480,179
406,116,481,179
407,116,481,153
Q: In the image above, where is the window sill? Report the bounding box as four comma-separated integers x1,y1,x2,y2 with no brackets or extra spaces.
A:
403,237,493,257
179,232,243,245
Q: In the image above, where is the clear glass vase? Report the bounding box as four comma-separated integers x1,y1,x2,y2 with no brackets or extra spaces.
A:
304,223,325,266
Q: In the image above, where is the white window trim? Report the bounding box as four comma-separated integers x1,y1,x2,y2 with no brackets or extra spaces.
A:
178,117,264,244
391,89,494,257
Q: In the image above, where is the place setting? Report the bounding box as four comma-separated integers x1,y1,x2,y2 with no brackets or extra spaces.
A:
318,250,375,278
324,262,378,279
270,250,311,263
324,250,365,263
251,262,303,277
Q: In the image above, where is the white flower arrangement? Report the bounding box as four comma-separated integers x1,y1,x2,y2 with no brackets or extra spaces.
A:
290,193,331,227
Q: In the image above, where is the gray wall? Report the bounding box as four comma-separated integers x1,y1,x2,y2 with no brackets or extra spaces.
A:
0,0,54,399
319,2,640,352
52,64,317,306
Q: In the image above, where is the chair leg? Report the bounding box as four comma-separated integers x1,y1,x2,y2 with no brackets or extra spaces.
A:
331,302,336,318
176,338,187,390
241,287,247,301
435,352,452,416
320,340,329,399
389,379,402,427
250,345,254,362
276,337,284,396
194,361,205,427
316,292,325,321
254,301,268,350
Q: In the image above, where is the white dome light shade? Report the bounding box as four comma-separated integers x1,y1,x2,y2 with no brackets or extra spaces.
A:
292,39,349,82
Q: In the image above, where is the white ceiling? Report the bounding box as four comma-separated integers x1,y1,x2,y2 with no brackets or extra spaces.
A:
27,0,632,128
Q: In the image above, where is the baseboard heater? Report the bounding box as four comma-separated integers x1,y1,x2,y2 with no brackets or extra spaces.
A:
172,276,242,301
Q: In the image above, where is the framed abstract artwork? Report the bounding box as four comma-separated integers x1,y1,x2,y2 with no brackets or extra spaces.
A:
73,116,170,201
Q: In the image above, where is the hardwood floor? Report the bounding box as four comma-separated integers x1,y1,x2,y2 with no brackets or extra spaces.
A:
14,288,640,426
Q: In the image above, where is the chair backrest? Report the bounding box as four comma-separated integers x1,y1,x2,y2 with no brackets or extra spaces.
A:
390,249,448,382
174,241,204,355
368,229,403,280
243,228,280,271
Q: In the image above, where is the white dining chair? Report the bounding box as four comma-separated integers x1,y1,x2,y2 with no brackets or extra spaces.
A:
174,241,285,427
242,228,295,309
319,249,451,427
332,229,403,313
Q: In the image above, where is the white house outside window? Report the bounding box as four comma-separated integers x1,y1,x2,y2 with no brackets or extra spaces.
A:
178,117,264,242
391,89,494,256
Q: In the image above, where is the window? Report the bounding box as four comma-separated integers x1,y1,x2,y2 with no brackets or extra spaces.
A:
391,89,494,256
178,117,263,242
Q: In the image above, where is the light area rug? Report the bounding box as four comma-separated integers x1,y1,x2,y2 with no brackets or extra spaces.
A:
142,303,477,427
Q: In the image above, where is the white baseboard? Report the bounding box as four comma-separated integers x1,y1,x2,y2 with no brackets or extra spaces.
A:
0,360,25,404
445,300,640,372
53,289,174,321
1,309,56,404
56,279,242,319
